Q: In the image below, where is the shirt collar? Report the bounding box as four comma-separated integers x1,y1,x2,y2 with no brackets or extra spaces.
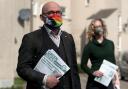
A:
44,25,62,36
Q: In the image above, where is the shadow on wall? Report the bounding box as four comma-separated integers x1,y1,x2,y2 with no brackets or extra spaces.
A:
80,28,87,55
18,8,31,27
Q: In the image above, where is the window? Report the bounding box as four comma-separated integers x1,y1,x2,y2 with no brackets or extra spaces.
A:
85,0,90,6
61,6,66,16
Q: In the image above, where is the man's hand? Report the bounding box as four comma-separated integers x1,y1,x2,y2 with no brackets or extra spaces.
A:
92,70,104,77
46,74,61,88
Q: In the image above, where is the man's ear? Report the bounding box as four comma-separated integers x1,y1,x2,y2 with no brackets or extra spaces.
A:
40,14,44,21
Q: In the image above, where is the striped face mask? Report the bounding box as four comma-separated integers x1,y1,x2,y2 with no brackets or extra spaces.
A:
45,14,63,29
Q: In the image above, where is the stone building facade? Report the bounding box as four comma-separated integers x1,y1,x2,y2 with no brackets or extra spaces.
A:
0,0,128,88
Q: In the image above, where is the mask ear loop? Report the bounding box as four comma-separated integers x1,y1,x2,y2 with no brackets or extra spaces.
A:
45,16,52,26
42,14,53,26
40,14,48,22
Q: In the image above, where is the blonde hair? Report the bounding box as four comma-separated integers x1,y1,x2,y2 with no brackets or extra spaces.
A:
87,18,107,40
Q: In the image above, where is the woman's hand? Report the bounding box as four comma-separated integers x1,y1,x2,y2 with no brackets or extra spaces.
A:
113,71,120,89
92,70,104,77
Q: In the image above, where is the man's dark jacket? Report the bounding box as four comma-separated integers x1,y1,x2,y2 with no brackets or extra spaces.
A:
16,26,81,89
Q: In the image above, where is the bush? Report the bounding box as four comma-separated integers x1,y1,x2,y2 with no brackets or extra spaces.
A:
11,77,25,89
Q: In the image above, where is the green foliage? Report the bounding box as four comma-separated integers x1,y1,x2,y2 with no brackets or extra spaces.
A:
0,77,25,89
11,77,25,89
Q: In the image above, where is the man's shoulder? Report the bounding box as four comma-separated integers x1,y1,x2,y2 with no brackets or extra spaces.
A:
61,30,72,37
24,27,43,38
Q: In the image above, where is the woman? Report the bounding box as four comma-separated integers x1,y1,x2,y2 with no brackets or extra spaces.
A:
81,18,120,89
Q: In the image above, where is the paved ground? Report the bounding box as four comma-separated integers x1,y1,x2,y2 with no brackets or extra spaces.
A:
23,73,127,89
79,73,128,89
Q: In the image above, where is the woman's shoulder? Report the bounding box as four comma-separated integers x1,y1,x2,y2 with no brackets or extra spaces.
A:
105,39,114,43
84,40,93,48
105,39,114,46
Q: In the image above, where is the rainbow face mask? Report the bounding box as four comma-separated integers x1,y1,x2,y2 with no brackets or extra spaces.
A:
45,14,63,29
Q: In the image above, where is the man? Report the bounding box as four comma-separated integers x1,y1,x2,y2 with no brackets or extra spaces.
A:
17,1,81,89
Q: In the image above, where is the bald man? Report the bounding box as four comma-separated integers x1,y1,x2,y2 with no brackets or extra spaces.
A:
17,2,81,89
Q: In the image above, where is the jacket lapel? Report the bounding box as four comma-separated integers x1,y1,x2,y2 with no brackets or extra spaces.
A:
41,28,71,66
39,27,58,56
61,32,71,66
